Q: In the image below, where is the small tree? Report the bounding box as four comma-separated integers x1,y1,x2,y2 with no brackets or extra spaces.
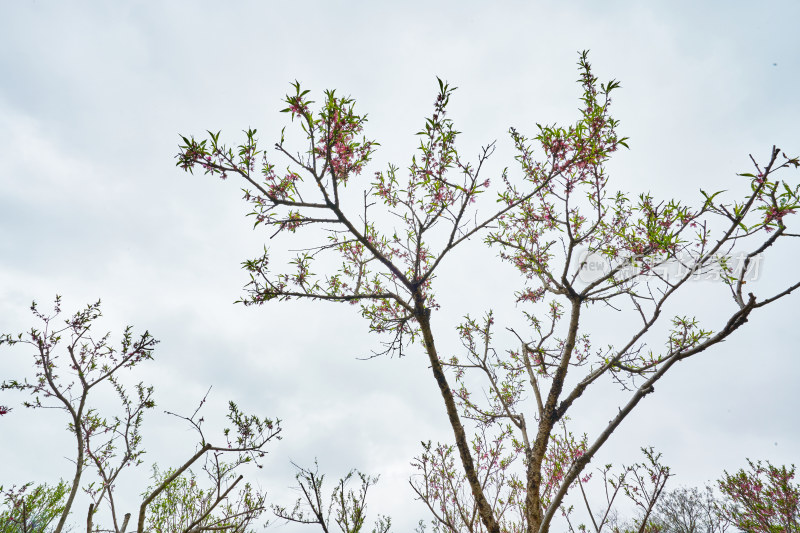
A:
272,461,391,533
0,482,69,533
718,460,799,532
606,461,799,533
177,51,800,533
619,484,730,533
1,298,281,533
575,448,672,533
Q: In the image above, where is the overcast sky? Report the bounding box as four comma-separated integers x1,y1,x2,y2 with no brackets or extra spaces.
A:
1,1,799,531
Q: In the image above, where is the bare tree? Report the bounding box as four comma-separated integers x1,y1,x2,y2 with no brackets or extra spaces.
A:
272,461,391,533
650,485,730,533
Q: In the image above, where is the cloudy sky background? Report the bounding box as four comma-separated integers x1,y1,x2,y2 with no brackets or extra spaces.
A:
1,1,799,531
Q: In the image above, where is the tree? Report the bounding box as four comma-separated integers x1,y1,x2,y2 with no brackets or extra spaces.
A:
0,482,69,533
578,448,672,533
619,485,731,533
271,461,391,533
607,460,800,533
176,51,800,533
1,297,281,533
718,460,799,532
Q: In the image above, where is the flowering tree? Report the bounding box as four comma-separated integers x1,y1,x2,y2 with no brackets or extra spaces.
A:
608,460,798,532
0,298,281,533
176,52,800,533
718,460,799,532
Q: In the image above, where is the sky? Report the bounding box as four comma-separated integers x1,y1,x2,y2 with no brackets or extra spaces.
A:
1,1,799,531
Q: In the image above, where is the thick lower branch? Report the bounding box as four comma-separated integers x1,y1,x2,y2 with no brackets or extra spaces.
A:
539,296,757,532
417,309,500,533
527,298,582,533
